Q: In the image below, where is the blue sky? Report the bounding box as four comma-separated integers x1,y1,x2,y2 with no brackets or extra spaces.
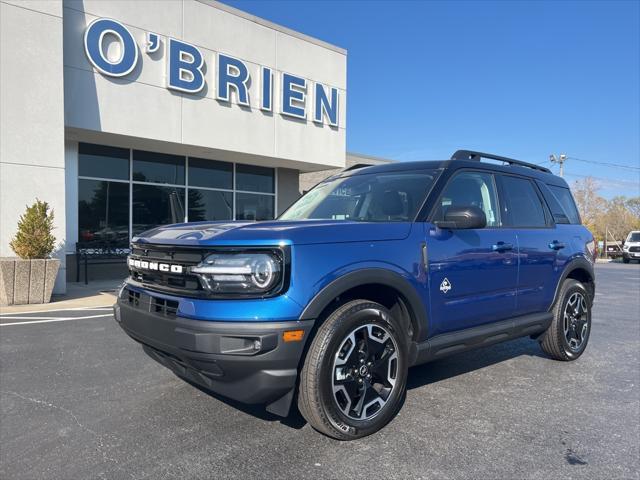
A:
223,0,640,198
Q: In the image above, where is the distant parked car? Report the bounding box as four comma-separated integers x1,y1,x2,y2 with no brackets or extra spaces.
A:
623,231,640,263
604,241,624,259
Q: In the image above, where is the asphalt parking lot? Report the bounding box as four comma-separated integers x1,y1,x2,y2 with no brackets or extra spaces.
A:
1,262,639,479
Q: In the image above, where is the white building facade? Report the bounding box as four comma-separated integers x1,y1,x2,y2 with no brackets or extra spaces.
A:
0,0,347,293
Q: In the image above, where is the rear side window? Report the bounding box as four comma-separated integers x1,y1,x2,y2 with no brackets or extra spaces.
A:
500,176,548,228
548,185,581,224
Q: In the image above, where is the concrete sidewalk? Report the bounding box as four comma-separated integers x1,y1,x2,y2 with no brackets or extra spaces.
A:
0,279,120,314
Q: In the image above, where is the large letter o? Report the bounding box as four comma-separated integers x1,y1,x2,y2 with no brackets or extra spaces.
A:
84,18,139,77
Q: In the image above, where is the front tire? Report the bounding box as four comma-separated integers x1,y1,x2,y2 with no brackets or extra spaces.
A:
623,256,630,264
298,300,409,440
540,279,591,361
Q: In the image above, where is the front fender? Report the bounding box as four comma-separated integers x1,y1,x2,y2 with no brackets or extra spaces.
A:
298,267,429,341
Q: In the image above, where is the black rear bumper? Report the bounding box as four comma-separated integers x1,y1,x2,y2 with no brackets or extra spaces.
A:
114,297,314,416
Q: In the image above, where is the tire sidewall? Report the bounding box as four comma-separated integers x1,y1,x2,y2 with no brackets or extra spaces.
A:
316,303,408,438
555,281,591,360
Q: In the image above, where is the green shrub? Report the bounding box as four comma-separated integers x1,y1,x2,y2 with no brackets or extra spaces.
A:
9,199,56,259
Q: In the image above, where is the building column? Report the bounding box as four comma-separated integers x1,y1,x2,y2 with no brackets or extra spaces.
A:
0,0,66,293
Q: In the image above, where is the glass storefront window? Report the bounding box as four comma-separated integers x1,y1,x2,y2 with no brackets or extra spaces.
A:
188,158,233,190
78,144,278,245
132,184,186,235
236,164,274,193
132,150,185,185
235,192,274,221
78,179,130,246
187,189,233,222
79,143,129,180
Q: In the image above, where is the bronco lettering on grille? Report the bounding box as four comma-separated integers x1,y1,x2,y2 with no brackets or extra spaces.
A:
128,257,184,274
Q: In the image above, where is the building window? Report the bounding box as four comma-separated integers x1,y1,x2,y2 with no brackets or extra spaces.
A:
132,184,186,236
236,164,275,193
235,164,275,221
188,189,233,222
78,179,130,246
133,150,185,184
77,143,277,245
79,143,129,181
188,158,233,190
236,192,274,221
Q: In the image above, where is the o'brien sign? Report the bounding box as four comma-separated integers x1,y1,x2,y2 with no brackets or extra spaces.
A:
83,18,339,126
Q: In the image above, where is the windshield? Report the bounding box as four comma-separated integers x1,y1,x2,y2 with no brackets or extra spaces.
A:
627,232,640,242
280,170,438,222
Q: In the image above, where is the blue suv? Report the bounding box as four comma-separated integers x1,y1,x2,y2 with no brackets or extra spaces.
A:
115,150,596,439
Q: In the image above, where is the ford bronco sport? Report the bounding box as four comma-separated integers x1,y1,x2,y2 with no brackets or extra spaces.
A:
115,150,596,439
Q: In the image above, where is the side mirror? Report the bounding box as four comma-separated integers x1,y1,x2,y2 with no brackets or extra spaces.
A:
435,205,487,230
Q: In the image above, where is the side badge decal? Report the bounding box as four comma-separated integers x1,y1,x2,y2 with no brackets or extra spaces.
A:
440,278,452,294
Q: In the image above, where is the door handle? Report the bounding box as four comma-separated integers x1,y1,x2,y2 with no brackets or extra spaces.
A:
492,242,514,252
549,240,566,250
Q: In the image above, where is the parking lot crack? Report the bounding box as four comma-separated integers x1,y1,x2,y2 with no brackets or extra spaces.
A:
6,390,98,437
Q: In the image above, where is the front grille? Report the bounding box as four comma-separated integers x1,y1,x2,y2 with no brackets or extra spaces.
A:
629,246,640,253
128,244,208,296
124,288,179,317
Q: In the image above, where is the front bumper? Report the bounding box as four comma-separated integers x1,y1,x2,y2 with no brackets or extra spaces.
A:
114,291,314,416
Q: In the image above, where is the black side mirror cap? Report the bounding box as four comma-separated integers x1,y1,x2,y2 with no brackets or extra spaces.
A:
435,205,487,230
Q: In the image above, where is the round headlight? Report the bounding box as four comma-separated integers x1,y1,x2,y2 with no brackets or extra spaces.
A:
252,256,275,289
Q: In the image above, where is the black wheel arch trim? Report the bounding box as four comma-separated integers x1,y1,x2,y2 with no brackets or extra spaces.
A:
550,256,595,309
298,268,429,342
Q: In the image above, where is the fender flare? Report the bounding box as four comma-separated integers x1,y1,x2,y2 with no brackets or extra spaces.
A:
298,268,429,341
549,256,596,309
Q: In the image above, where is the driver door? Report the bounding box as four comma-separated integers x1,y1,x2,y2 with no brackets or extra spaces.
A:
425,170,518,336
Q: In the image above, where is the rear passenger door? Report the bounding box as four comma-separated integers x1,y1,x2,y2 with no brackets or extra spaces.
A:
426,170,518,335
497,174,558,315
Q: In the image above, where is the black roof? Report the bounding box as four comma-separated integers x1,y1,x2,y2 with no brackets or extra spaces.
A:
338,150,568,187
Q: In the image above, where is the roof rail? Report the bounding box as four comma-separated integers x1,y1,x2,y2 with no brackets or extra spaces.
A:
342,163,372,172
451,150,551,173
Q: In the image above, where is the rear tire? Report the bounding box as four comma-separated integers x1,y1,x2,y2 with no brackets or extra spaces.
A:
298,300,408,440
540,279,591,361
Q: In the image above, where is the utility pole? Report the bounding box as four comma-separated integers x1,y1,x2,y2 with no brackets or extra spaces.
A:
549,154,567,177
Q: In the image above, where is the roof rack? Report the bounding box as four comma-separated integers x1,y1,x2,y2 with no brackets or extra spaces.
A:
451,150,551,173
342,163,372,172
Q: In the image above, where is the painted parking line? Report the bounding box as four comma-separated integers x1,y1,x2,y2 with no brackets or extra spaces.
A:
0,305,114,316
0,313,113,327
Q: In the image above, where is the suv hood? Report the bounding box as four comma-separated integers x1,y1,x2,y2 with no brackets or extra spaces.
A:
132,220,413,246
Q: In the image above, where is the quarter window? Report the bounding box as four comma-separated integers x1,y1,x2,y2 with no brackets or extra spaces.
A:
548,185,581,224
500,176,548,228
435,171,500,227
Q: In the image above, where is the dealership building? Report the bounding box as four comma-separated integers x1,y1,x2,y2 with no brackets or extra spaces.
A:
0,0,367,294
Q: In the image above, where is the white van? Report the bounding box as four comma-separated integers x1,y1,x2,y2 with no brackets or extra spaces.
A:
623,231,640,263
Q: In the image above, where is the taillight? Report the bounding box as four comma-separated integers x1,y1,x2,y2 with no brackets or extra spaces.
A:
586,239,596,262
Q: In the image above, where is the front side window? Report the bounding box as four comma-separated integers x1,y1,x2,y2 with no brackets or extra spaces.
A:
434,171,500,227
280,170,437,222
500,176,548,228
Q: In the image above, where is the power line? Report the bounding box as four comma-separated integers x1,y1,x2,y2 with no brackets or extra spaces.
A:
563,172,640,189
566,156,640,171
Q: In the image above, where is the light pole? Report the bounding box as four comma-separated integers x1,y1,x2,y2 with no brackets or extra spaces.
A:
549,154,567,177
